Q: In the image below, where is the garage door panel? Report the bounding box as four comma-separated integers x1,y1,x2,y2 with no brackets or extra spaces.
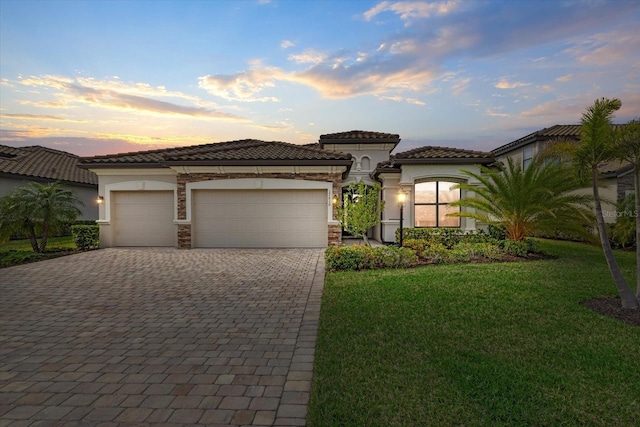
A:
193,189,327,248
113,191,175,247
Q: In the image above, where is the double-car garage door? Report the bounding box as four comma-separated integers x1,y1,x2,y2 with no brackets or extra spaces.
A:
193,189,327,248
112,189,327,248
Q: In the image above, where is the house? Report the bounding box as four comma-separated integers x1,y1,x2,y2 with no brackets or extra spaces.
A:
492,124,634,223
78,131,496,248
0,145,99,220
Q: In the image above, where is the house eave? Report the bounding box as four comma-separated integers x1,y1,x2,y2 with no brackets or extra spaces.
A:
394,158,495,165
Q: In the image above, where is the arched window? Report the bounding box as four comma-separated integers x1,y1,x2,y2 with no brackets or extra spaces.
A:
414,180,461,227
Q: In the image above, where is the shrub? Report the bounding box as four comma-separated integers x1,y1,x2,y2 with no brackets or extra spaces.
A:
502,238,539,257
325,245,417,271
453,242,504,261
396,228,497,249
371,246,418,269
71,224,99,250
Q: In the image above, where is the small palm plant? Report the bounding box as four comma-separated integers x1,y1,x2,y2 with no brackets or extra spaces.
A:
0,182,83,252
448,157,594,242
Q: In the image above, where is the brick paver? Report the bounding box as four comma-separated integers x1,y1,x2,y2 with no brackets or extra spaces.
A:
0,248,325,426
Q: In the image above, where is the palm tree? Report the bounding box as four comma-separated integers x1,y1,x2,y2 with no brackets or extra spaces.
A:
571,98,638,308
612,118,640,298
0,182,83,252
448,156,594,242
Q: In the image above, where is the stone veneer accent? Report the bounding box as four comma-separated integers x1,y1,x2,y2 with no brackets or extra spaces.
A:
176,173,343,249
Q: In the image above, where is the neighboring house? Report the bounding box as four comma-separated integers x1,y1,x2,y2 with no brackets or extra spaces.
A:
79,131,496,248
0,145,99,220
492,124,634,223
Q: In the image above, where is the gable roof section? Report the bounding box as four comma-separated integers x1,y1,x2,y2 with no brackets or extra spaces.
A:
319,130,400,149
393,146,495,165
0,145,97,186
79,139,353,168
371,146,495,179
491,124,633,156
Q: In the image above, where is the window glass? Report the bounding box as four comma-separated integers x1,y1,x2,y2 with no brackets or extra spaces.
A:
415,181,437,203
414,181,461,227
415,205,437,227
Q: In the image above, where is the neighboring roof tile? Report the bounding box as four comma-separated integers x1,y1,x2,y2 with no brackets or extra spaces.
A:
0,145,97,185
371,160,401,177
492,124,628,156
599,159,633,177
79,139,352,167
393,146,495,163
319,130,400,143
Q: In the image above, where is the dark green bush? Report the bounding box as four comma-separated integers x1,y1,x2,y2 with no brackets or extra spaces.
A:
71,224,99,250
502,239,539,257
396,228,499,248
325,245,417,271
453,242,504,261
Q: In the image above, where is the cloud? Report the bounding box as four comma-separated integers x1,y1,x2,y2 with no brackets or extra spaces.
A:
556,74,574,83
495,79,530,89
377,95,426,105
451,77,470,96
363,1,461,23
198,1,638,104
485,108,510,118
198,67,283,102
281,40,295,49
288,49,327,64
14,75,246,120
2,113,85,122
565,27,640,66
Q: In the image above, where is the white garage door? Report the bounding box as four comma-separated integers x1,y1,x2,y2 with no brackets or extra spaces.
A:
193,189,327,248
113,191,175,247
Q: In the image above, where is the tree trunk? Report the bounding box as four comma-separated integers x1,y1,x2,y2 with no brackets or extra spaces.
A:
40,221,49,253
25,220,40,253
592,168,639,308
635,166,640,298
362,234,371,247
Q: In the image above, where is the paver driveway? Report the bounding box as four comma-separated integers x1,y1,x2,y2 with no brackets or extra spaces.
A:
0,248,325,426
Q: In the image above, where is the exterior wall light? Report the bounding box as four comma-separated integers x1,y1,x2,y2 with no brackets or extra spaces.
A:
96,196,104,204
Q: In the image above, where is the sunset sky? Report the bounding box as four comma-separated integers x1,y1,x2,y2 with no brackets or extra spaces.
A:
1,0,639,157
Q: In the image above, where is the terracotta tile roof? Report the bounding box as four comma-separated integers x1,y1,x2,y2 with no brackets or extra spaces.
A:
393,146,495,164
599,159,633,177
319,130,400,144
371,160,401,176
79,139,352,168
492,124,628,156
0,145,98,185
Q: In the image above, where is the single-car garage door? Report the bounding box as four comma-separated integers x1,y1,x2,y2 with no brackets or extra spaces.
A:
113,191,175,247
193,189,327,248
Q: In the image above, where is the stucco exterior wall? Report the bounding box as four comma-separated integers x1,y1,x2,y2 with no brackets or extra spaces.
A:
377,163,484,243
0,176,98,220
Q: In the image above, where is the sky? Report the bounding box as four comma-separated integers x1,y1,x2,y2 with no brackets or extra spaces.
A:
1,0,639,157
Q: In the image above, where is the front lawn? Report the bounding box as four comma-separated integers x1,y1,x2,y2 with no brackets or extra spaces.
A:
0,235,78,268
309,239,640,426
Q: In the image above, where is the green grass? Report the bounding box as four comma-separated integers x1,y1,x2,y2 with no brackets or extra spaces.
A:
309,239,640,426
0,235,78,268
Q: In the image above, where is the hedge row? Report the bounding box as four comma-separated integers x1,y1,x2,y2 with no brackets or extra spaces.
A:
325,245,418,271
